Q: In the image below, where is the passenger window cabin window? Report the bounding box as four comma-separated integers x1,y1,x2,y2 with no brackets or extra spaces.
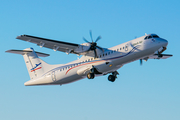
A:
123,47,124,49
106,53,107,56
108,52,110,55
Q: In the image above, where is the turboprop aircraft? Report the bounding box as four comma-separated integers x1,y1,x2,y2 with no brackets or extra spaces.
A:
6,32,172,86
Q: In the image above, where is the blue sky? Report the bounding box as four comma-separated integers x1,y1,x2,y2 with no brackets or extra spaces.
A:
0,0,179,120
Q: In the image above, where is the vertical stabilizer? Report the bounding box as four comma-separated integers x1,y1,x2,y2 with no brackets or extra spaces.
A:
23,48,44,79
6,48,51,80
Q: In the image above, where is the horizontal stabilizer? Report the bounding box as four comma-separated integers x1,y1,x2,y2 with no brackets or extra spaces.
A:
149,54,173,59
6,48,50,57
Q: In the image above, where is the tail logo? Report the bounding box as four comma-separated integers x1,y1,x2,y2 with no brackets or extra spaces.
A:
31,63,42,72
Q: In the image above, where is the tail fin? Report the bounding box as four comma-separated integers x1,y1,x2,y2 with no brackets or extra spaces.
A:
6,48,51,80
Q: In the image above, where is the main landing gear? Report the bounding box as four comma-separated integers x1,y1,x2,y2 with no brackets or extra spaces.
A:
87,65,96,79
87,65,102,79
87,73,95,79
87,66,119,82
108,71,119,82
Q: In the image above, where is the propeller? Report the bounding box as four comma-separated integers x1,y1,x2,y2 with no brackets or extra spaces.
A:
140,57,149,66
140,59,143,66
83,30,104,58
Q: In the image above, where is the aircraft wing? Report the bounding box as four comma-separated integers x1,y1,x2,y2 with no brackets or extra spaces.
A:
148,54,173,59
16,35,90,55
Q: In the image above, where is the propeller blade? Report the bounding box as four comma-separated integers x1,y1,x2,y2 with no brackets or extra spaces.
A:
89,30,93,42
94,49,98,58
140,59,143,65
96,46,104,52
95,36,102,43
83,37,90,43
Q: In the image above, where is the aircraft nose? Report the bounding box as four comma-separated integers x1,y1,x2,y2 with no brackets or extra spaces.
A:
160,38,168,47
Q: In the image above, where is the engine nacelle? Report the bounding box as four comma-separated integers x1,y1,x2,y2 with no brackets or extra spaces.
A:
74,43,91,54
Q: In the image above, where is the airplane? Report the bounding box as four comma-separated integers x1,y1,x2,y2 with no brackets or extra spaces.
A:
6,32,172,86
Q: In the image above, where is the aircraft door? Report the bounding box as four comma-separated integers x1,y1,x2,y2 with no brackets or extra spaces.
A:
125,44,128,51
51,71,56,82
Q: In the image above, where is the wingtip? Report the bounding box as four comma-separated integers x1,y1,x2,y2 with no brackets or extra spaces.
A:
16,35,23,39
5,50,12,53
16,34,27,39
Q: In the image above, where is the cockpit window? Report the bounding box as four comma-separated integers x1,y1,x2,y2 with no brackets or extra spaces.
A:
144,34,159,40
144,35,152,39
148,36,152,39
152,35,159,38
144,36,148,40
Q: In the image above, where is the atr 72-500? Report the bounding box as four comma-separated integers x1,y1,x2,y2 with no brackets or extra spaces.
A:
6,32,172,86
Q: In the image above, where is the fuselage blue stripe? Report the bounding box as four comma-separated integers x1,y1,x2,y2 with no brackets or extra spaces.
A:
42,45,139,76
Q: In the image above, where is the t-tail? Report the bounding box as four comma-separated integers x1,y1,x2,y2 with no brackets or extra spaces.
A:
6,48,60,86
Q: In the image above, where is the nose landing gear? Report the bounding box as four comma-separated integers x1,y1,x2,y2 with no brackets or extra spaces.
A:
108,71,119,82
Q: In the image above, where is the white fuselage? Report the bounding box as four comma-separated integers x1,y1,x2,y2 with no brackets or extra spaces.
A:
24,35,168,86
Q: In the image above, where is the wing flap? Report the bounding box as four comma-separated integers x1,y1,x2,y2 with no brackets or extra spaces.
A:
16,35,79,54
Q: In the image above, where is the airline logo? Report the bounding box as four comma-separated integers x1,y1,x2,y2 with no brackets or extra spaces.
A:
31,63,42,72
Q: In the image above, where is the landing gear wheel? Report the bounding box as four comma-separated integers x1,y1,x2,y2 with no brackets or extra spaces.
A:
108,75,116,82
87,73,95,79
